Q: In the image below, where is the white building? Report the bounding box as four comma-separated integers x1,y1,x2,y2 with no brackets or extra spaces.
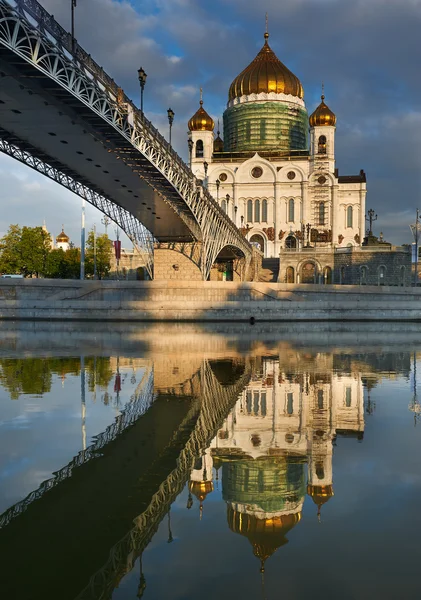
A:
188,354,364,570
187,31,367,262
55,227,70,251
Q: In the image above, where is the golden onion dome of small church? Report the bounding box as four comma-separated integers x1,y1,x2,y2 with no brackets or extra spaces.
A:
56,227,69,243
228,30,304,102
307,484,334,521
188,89,214,132
309,94,337,127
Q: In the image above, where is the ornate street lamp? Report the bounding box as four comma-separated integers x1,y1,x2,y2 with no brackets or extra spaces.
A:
216,178,220,201
203,161,208,178
167,107,175,146
137,67,147,113
188,138,193,169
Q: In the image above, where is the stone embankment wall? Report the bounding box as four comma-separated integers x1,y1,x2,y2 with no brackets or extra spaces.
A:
1,279,421,321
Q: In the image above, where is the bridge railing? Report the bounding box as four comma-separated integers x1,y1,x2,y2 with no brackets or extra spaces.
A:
5,0,252,257
0,366,155,530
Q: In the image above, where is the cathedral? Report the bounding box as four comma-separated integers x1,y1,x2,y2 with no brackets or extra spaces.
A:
187,30,410,285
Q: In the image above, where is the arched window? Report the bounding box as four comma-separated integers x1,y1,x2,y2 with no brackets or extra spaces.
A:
254,199,260,223
324,266,332,284
318,135,327,154
378,265,386,286
246,121,251,142
262,199,268,222
247,199,253,223
319,202,326,225
360,265,367,285
285,236,296,249
286,266,295,283
287,393,294,414
221,199,227,213
195,139,203,158
316,462,325,480
317,389,324,409
288,198,295,222
347,206,353,228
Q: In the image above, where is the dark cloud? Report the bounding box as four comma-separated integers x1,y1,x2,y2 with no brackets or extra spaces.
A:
1,0,419,244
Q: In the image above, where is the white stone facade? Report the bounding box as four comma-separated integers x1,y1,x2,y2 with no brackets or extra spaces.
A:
189,126,366,258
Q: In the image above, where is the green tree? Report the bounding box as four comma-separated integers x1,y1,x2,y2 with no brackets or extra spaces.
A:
85,230,112,279
45,247,80,279
63,247,81,278
0,224,22,274
20,226,51,278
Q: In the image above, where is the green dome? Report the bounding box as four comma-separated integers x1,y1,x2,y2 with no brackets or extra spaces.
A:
222,457,305,513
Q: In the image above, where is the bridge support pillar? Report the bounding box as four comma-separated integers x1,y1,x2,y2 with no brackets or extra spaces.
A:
154,242,203,281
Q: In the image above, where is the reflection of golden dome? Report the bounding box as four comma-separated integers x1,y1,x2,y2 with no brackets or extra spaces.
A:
228,506,301,571
188,100,214,132
56,228,69,243
309,95,336,127
228,33,304,102
307,484,334,506
189,480,214,502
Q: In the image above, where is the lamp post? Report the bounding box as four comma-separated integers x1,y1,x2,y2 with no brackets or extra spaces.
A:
71,0,77,53
413,208,420,287
80,198,85,279
93,223,97,280
137,67,147,114
167,108,174,146
234,205,238,226
366,208,377,236
101,215,110,236
216,179,220,201
188,138,193,169
203,161,208,188
226,194,230,219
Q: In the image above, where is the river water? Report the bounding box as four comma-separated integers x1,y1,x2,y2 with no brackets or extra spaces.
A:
0,322,420,600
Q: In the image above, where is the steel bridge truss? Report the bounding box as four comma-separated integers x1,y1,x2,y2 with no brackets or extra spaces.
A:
0,0,253,280
0,130,155,276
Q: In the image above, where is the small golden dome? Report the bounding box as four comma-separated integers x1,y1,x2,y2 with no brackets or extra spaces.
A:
309,95,337,127
307,484,334,506
189,480,214,502
228,33,304,102
213,125,224,152
56,228,69,243
188,100,214,132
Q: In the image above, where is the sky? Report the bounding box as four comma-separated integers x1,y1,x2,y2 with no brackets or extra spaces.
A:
1,0,421,245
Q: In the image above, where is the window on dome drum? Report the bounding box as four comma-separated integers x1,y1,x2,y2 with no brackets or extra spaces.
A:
285,235,296,249
260,119,266,140
318,202,326,225
287,392,294,415
254,199,260,223
195,139,203,158
347,205,353,228
318,135,327,154
288,198,295,222
221,199,227,213
317,389,324,409
345,387,352,407
262,199,268,222
247,199,253,222
246,121,251,142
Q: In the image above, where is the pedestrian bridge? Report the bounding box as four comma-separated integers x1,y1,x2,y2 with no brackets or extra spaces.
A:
0,0,254,279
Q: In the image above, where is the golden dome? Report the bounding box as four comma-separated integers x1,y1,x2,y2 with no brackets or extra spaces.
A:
228,32,304,102
307,484,334,506
309,95,337,127
189,480,214,502
227,506,301,571
188,100,214,132
56,228,69,243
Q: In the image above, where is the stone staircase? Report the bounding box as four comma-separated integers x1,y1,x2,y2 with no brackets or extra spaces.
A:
259,258,280,282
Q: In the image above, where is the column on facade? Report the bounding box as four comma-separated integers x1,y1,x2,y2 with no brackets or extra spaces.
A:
232,183,238,225
359,188,366,242
274,181,280,256
331,185,339,246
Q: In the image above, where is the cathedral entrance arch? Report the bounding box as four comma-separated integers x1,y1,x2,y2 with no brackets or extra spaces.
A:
249,234,265,254
301,261,317,284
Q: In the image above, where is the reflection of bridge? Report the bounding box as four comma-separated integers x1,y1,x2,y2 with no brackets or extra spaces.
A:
0,0,253,279
0,358,251,600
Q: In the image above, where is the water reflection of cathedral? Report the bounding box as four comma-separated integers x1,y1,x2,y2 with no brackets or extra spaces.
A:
189,355,365,571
